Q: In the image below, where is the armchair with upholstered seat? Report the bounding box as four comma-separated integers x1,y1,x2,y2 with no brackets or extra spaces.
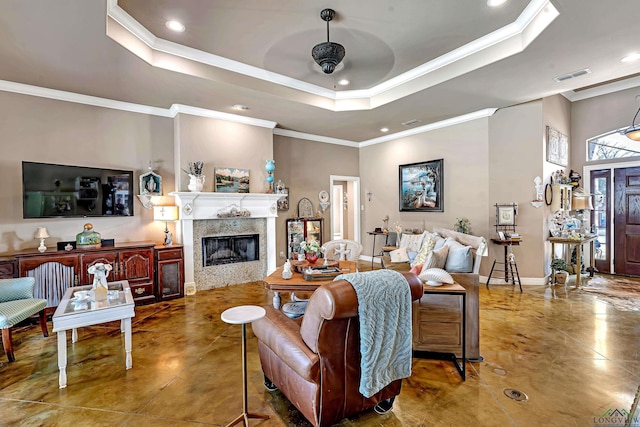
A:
321,239,363,261
252,271,423,426
0,277,48,362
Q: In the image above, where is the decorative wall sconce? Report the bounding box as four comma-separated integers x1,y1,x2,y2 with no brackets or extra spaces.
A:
366,191,372,202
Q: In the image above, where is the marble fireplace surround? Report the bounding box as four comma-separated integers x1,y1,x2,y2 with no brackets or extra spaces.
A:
170,192,283,292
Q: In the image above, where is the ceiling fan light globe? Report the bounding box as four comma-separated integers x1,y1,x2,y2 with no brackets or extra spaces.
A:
624,126,640,141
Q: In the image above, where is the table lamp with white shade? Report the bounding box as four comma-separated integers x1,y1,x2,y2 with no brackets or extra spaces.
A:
153,206,179,246
34,227,50,252
571,191,594,233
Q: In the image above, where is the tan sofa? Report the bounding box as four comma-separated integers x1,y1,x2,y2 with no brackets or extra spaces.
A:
381,227,487,360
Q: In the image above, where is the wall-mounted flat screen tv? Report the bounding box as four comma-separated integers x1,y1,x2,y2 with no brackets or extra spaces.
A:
22,161,134,219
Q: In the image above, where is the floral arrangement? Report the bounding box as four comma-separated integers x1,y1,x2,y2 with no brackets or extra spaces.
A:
300,240,323,255
454,217,471,234
87,262,112,275
182,161,204,177
392,221,402,234
382,214,389,232
550,258,568,272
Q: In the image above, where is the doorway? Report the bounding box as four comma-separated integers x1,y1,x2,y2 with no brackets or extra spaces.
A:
586,160,640,276
329,176,360,243
614,166,640,276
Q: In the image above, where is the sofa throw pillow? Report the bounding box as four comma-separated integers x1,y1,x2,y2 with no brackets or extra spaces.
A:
390,247,410,263
422,245,449,270
409,264,423,275
410,232,439,268
399,231,427,253
433,236,446,250
419,267,454,286
444,239,474,273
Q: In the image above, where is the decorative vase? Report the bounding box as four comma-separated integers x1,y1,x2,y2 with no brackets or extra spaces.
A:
265,160,275,193
555,271,568,285
188,175,205,192
305,252,319,264
76,223,101,249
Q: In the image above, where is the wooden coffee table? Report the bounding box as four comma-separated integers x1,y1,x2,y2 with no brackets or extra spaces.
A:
263,261,355,309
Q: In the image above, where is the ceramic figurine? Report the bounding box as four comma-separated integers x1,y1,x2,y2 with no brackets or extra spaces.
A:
282,259,292,280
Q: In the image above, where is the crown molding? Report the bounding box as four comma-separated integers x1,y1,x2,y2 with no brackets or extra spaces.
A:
107,0,557,112
359,108,498,147
0,80,276,129
169,104,276,128
561,75,640,102
273,129,359,147
0,79,494,146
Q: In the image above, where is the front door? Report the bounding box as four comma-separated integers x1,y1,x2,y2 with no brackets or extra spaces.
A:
614,166,640,276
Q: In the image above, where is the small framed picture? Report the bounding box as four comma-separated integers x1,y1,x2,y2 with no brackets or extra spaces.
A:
497,231,506,240
139,170,162,195
496,204,516,226
277,187,289,211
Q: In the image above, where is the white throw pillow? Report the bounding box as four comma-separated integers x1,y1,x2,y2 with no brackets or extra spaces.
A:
399,231,427,253
390,247,410,263
419,268,454,287
410,232,439,268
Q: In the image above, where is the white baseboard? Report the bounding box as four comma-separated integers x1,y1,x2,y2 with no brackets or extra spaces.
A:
481,276,549,286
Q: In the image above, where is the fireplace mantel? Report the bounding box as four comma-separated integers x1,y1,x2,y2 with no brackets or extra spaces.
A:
170,192,284,292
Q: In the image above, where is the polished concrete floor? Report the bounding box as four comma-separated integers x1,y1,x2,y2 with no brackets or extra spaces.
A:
1,270,639,426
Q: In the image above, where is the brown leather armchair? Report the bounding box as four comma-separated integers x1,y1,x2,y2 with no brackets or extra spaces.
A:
252,272,423,427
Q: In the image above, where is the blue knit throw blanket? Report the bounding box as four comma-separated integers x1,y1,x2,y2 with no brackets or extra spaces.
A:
335,269,412,398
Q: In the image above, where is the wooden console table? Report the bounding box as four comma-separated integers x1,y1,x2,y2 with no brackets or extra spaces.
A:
548,235,597,287
413,283,467,381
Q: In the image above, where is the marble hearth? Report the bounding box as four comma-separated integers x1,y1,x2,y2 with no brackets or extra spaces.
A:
170,192,283,292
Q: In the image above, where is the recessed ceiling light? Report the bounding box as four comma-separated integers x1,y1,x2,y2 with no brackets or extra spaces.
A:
165,20,185,32
232,104,249,111
487,0,508,7
621,53,640,63
338,79,350,86
380,127,389,132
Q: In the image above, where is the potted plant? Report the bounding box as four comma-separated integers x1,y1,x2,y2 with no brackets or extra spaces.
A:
551,258,569,284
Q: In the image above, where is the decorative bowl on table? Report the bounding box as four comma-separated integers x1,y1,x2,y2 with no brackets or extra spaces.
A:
419,268,454,287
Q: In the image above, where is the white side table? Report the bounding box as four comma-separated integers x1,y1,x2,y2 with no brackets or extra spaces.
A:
52,280,134,389
221,305,269,427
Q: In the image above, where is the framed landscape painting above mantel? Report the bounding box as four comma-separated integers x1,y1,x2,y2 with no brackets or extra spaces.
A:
399,159,443,212
214,167,249,193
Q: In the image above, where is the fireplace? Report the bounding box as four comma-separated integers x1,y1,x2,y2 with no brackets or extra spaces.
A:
202,234,259,266
169,192,283,292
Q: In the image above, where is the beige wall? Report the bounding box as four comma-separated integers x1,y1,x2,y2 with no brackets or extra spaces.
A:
572,87,640,172
359,118,491,272
273,136,359,264
0,91,174,254
174,114,273,192
489,100,546,279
